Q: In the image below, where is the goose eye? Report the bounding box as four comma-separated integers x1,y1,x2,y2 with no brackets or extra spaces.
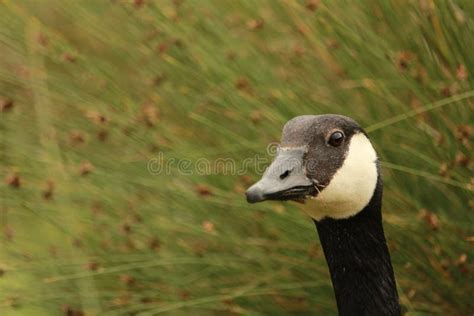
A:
328,131,344,147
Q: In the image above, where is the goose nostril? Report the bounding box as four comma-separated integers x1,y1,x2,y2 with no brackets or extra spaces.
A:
280,170,291,180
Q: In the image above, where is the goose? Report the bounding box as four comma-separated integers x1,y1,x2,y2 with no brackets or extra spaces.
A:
246,114,400,316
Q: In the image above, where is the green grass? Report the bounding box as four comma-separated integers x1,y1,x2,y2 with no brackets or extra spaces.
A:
0,0,473,315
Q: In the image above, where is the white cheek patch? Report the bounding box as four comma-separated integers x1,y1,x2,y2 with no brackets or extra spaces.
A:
303,133,378,220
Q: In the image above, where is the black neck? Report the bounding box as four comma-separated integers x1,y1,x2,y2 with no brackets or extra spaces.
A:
314,177,400,316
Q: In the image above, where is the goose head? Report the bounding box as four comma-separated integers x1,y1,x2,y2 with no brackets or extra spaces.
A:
245,114,379,220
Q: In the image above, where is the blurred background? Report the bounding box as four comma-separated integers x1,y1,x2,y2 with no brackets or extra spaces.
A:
0,0,473,315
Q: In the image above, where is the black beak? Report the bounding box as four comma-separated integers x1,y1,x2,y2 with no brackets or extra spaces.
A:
245,145,316,204
246,185,316,203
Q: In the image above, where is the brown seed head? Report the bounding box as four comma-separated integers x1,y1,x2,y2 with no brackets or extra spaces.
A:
69,130,86,146
86,110,107,125
296,23,310,35
396,51,413,70
4,225,14,241
142,103,160,127
62,53,77,63
226,51,237,61
456,64,467,81
202,220,215,233
43,180,55,200
86,261,100,271
36,32,49,47
97,129,108,142
235,76,249,90
120,274,136,286
151,73,167,86
62,304,84,316
121,223,132,235
419,209,440,230
455,253,469,273
440,259,449,270
438,163,449,177
79,161,94,176
157,42,169,54
141,297,154,304
410,97,427,121
415,66,428,83
326,38,340,49
148,237,161,251
305,0,319,11
435,133,445,146
250,110,262,124
247,19,264,30
72,238,83,248
196,184,212,196
5,172,21,188
440,83,460,97
173,0,184,8
454,125,472,141
112,293,132,306
0,98,14,112
240,175,253,186
191,240,208,256
456,253,467,265
178,290,190,300
455,152,469,167
134,0,146,8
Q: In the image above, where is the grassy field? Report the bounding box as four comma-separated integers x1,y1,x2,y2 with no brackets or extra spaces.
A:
0,0,473,315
